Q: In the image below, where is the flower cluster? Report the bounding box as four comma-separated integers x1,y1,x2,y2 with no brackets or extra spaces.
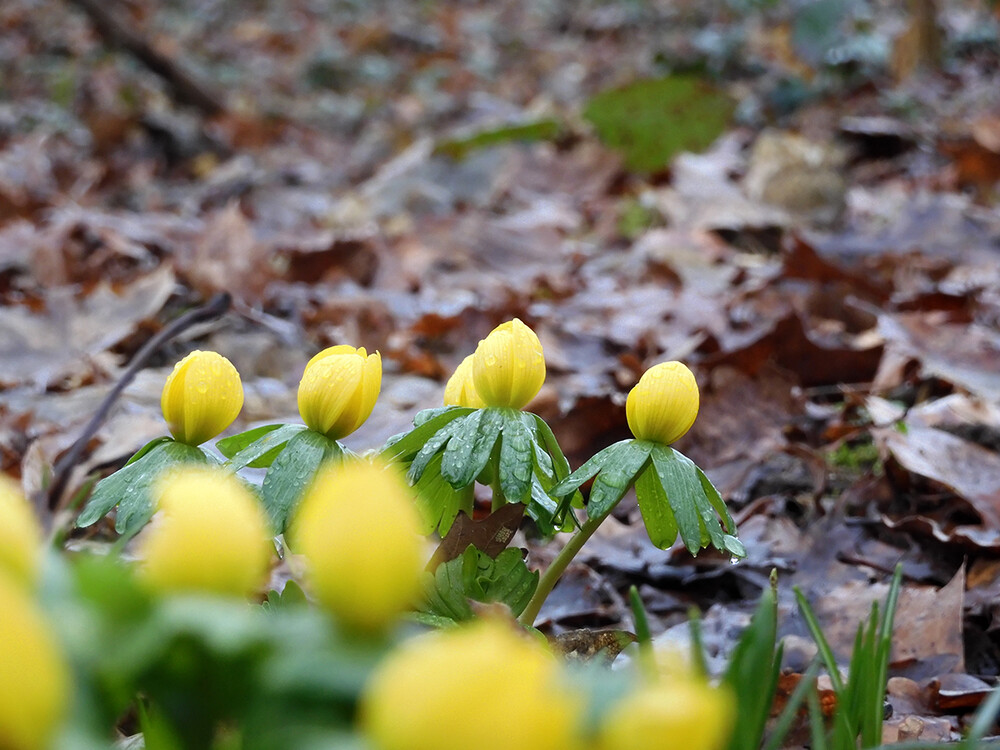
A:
361,618,734,750
51,317,747,749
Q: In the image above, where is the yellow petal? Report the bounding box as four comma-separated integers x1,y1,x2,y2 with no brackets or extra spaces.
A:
138,466,272,597
0,477,41,587
625,362,699,444
471,319,545,410
290,458,423,631
297,347,381,439
160,351,244,445
596,677,734,750
362,619,584,750
443,354,485,408
0,572,68,750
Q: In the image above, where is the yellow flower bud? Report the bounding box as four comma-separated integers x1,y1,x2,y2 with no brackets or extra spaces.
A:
0,476,42,587
138,467,272,597
362,619,583,750
443,354,485,408
297,345,381,439
0,572,69,750
472,319,545,410
625,361,700,444
161,351,244,445
290,459,423,631
596,677,734,750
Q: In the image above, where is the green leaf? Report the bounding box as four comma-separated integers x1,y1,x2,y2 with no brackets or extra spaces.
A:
529,414,573,482
584,75,733,173
695,465,738,534
471,547,538,617
499,413,533,504
675,451,727,551
441,409,504,489
216,424,285,458
525,476,562,537
413,452,475,536
551,439,633,498
124,436,174,466
381,407,471,464
77,440,207,535
588,440,652,519
650,447,711,554
407,415,471,483
439,409,485,484
223,424,308,471
261,430,345,533
434,118,564,160
420,545,539,622
264,580,308,612
421,553,474,622
634,463,679,549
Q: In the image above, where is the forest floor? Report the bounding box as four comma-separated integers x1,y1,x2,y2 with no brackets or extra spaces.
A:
3,0,1000,742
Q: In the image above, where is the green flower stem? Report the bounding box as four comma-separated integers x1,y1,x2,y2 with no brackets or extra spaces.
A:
490,474,507,512
518,510,608,627
488,441,506,512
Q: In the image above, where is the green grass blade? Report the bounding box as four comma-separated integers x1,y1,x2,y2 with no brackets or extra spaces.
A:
795,586,845,694
762,661,820,750
963,685,1000,749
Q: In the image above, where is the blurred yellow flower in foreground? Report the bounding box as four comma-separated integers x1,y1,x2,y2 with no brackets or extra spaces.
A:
0,476,41,587
291,459,423,631
161,350,244,445
139,467,272,597
362,619,582,750
625,361,700,444
298,345,381,439
472,319,545,410
0,572,68,750
443,354,485,408
595,675,734,750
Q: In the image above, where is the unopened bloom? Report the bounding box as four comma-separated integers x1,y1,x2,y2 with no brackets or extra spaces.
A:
443,354,485,408
298,345,381,439
472,319,545,409
626,361,699,444
161,351,243,445
595,676,734,750
362,619,582,750
139,467,272,597
290,459,423,631
0,572,68,750
0,477,41,587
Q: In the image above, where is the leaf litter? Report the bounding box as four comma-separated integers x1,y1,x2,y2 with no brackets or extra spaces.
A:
3,0,1000,742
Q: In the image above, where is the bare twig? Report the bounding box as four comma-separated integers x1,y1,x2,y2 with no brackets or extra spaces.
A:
45,293,232,512
66,0,226,116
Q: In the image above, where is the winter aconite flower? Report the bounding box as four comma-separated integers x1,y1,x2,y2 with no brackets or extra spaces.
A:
297,345,381,439
443,354,485,408
0,477,41,587
0,572,68,750
362,619,582,750
472,319,545,410
595,675,734,750
625,361,700,445
139,467,272,597
161,351,244,445
290,459,423,631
